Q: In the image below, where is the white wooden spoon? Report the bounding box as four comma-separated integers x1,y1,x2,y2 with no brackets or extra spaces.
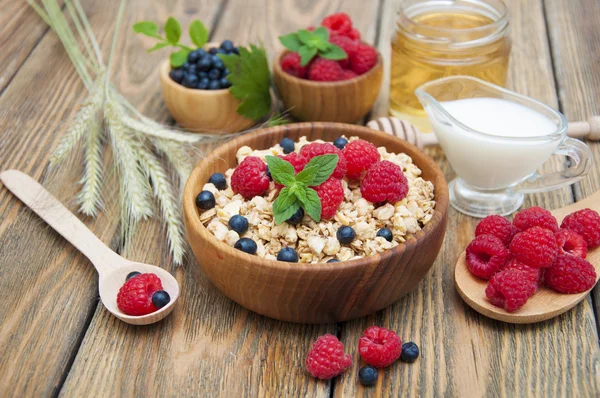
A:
0,169,179,325
455,190,600,324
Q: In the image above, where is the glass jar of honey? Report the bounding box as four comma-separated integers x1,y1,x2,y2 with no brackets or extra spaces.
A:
390,0,511,131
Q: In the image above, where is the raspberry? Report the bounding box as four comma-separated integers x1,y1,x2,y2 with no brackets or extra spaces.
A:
275,152,308,190
465,234,509,279
560,208,600,248
346,28,361,40
341,139,380,179
360,161,408,204
485,269,537,312
308,57,344,81
329,35,358,68
341,69,358,80
555,228,588,258
280,52,307,78
313,177,344,219
305,334,352,379
321,13,353,36
358,326,402,368
231,156,270,199
117,273,163,316
350,43,377,75
545,254,597,294
503,258,543,288
513,206,558,232
509,226,558,268
300,142,347,179
475,215,518,246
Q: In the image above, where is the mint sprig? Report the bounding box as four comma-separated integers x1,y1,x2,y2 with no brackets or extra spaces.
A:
266,154,339,224
279,27,347,66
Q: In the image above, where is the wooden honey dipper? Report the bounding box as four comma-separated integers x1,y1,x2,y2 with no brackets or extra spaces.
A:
367,116,600,149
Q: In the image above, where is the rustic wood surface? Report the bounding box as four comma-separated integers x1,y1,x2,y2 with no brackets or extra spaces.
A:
0,0,598,396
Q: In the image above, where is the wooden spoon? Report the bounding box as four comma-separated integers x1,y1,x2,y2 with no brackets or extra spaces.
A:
455,190,600,324
0,170,179,325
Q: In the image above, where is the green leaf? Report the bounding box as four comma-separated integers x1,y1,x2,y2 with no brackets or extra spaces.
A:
295,165,319,186
304,154,339,185
320,44,348,60
170,49,189,67
147,42,170,53
279,33,302,52
297,29,314,44
265,155,295,186
273,189,301,224
133,21,160,38
299,46,318,66
303,188,322,222
164,17,182,44
189,20,208,47
293,186,308,204
312,26,330,41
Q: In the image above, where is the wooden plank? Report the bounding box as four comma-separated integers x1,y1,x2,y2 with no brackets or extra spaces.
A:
59,1,380,396
336,0,600,396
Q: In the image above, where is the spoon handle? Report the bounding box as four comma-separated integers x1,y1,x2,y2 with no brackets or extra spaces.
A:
0,169,122,275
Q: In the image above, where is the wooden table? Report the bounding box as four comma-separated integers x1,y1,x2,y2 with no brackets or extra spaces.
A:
1,0,599,396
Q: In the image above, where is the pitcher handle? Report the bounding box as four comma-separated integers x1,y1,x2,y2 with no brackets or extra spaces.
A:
515,138,593,193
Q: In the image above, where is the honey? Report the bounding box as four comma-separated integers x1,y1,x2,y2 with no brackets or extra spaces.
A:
390,0,511,130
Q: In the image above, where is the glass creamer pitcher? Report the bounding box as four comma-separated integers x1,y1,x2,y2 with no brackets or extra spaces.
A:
416,76,592,217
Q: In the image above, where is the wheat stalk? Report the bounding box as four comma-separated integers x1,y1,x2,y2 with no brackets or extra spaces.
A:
76,116,104,216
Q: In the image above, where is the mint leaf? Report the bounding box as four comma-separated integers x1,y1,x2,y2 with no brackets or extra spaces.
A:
265,155,295,186
273,188,301,224
279,33,302,52
189,20,208,47
320,44,347,61
312,26,329,41
297,29,313,45
133,21,160,38
164,17,181,44
294,186,308,204
295,165,319,186
170,49,189,67
303,188,322,222
305,154,338,185
299,46,318,66
147,42,169,53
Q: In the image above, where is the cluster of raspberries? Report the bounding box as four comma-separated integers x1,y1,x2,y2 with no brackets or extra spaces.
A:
305,326,403,379
466,207,600,312
230,139,409,219
280,13,378,81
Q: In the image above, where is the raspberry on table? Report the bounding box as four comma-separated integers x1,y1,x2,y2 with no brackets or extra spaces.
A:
349,43,377,75
321,12,353,36
231,156,271,199
300,142,347,179
305,334,352,379
117,273,163,316
466,234,509,279
342,139,381,180
360,161,408,204
509,226,558,268
485,269,537,312
503,258,543,288
308,57,344,81
560,208,600,248
475,215,518,246
313,177,344,219
545,254,597,294
358,326,402,368
329,35,358,68
513,206,558,232
280,52,308,78
275,152,308,190
555,228,588,258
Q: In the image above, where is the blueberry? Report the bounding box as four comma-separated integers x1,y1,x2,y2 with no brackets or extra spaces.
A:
197,48,207,57
327,258,340,263
277,247,299,262
217,48,227,54
188,50,201,64
197,56,212,72
197,78,209,90
213,58,225,70
182,62,191,71
358,366,378,386
151,290,171,309
208,68,221,80
169,68,184,84
228,215,249,234
232,47,240,55
220,77,231,88
195,190,215,210
336,226,356,244
280,137,295,154
182,73,198,88
221,40,235,52
234,238,257,254
208,172,227,190
187,64,197,75
211,54,221,64
376,228,393,242
209,47,218,54
333,137,348,150
125,271,141,281
265,166,272,181
286,208,304,225
401,342,419,363
199,71,208,79
208,80,222,90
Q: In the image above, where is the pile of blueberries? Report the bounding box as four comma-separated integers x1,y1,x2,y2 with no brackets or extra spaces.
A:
169,40,238,90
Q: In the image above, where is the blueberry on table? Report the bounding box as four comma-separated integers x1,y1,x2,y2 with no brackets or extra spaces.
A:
376,227,393,242
336,226,356,244
220,77,231,88
401,342,419,363
188,50,201,64
208,68,221,80
228,215,249,234
358,366,378,386
280,137,295,154
286,208,304,225
209,47,218,54
196,190,215,210
234,238,257,254
327,258,340,263
182,74,198,88
208,172,227,190
277,247,299,262
208,80,222,90
221,40,235,52
125,271,141,281
333,137,348,150
151,290,171,309
197,56,212,72
169,69,184,84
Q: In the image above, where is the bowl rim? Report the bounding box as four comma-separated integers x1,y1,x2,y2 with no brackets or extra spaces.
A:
183,122,449,273
272,47,383,87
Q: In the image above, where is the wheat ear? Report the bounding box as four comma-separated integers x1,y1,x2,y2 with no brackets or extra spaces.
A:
76,115,104,217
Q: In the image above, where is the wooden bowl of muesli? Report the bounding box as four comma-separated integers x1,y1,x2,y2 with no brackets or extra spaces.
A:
182,122,449,323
